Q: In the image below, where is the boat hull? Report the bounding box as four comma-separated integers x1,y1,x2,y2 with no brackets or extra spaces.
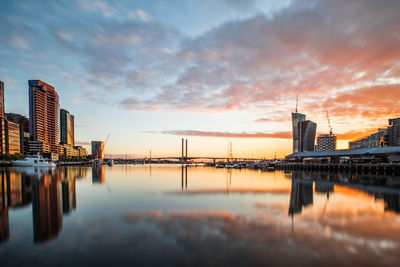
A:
11,161,56,167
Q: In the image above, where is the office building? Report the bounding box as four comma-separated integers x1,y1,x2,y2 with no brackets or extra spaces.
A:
6,113,29,154
388,118,400,147
292,112,306,153
0,119,21,155
60,109,74,146
5,120,20,154
316,134,337,151
91,141,104,160
29,80,60,154
299,120,317,152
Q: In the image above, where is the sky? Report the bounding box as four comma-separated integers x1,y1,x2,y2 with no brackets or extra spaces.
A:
1,0,399,158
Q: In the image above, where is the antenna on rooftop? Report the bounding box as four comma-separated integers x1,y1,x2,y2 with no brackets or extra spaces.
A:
295,93,298,113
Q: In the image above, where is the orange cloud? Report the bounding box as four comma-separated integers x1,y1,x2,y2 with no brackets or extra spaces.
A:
161,130,292,139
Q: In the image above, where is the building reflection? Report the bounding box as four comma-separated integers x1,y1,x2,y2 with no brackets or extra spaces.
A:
288,178,313,216
289,171,400,216
0,171,9,243
61,179,76,214
31,169,63,243
0,167,83,244
92,165,105,184
383,194,400,213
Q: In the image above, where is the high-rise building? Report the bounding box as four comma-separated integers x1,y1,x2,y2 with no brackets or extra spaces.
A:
316,134,337,151
91,141,104,160
6,113,29,154
0,118,6,154
292,112,306,153
0,81,4,117
388,118,400,147
29,80,60,154
60,109,74,146
299,120,317,152
0,82,5,154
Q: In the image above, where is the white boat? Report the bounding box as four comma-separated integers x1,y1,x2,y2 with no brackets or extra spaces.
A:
11,155,56,167
91,159,103,165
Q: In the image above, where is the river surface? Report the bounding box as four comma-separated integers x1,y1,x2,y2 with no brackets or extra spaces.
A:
1,165,400,266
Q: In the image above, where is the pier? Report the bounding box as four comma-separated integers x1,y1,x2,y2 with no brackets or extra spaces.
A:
276,162,400,176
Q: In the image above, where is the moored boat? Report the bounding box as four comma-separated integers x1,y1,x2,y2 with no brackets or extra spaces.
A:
11,155,56,167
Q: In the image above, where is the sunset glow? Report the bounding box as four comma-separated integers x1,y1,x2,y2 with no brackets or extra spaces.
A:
1,0,399,157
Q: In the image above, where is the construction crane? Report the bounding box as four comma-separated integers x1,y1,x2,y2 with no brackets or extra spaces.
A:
102,133,111,159
326,111,333,135
104,133,111,147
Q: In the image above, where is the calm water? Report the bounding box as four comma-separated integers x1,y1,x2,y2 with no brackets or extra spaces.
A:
1,165,400,266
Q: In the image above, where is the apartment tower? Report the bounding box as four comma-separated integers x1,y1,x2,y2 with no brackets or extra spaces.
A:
29,80,60,154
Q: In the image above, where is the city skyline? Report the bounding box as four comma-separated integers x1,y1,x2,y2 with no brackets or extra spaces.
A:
1,0,400,158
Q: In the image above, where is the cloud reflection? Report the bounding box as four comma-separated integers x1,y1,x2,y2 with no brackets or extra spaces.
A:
119,209,400,266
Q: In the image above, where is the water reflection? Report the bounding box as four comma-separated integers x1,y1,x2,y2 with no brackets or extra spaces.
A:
181,165,187,190
0,167,87,244
31,169,63,243
92,165,105,184
1,166,400,266
288,179,313,215
289,171,400,215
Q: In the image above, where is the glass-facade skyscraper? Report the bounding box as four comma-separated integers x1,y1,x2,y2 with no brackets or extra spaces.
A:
299,120,317,152
60,109,74,146
91,141,104,160
292,112,306,153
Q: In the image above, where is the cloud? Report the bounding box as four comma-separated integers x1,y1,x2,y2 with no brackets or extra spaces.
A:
79,0,120,18
149,128,393,142
314,84,400,120
4,0,400,128
112,0,400,123
132,9,153,22
160,130,292,139
335,128,387,141
11,36,30,49
222,0,256,11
